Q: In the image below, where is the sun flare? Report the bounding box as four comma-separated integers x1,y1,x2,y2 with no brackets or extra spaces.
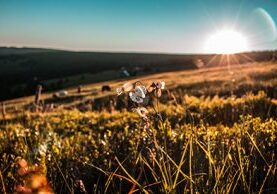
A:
204,29,248,54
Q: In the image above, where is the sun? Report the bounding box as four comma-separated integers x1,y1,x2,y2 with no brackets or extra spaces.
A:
204,29,248,54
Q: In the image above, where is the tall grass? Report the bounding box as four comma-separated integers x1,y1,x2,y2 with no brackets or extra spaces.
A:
0,89,276,193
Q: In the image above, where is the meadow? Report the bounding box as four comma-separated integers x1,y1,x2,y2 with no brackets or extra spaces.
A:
0,47,275,101
0,62,276,193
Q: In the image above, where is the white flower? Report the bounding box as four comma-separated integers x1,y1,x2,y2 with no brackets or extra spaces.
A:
129,92,144,103
135,107,148,118
161,81,165,89
134,85,147,98
129,85,147,103
116,82,134,95
116,87,123,95
148,81,165,98
154,81,165,89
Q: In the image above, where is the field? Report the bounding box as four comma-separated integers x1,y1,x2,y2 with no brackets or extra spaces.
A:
0,62,277,193
0,47,275,101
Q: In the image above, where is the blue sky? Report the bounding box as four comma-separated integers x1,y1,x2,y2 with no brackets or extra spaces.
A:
0,0,276,53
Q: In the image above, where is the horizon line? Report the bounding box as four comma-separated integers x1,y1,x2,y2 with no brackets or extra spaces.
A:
0,45,276,55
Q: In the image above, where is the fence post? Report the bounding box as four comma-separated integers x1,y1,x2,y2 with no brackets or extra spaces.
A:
34,85,42,112
78,85,82,93
1,102,6,120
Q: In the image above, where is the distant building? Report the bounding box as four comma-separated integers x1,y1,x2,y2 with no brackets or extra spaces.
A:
120,67,130,77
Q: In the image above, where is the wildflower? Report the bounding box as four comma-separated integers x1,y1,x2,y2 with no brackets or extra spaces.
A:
135,107,148,118
116,82,134,95
148,81,165,97
116,87,124,95
154,81,165,90
129,85,147,103
148,81,165,91
135,85,147,98
129,93,143,103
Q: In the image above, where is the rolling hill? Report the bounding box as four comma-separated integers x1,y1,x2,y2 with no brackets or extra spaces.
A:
0,47,276,101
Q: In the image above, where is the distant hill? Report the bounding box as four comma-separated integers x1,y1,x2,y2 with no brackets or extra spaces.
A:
0,47,276,101
0,47,65,55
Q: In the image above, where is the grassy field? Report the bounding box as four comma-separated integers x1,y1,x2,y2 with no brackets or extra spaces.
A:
0,62,276,193
0,47,275,101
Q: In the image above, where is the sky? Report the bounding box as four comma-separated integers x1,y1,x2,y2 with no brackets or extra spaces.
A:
0,0,276,53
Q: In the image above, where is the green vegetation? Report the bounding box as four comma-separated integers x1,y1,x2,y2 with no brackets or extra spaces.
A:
0,62,276,193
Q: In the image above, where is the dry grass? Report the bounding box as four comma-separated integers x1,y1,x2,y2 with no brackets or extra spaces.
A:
0,61,276,194
3,61,276,116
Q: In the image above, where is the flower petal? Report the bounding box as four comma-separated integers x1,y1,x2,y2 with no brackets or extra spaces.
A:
134,86,147,98
136,107,148,118
129,92,144,103
161,81,165,89
116,87,123,95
